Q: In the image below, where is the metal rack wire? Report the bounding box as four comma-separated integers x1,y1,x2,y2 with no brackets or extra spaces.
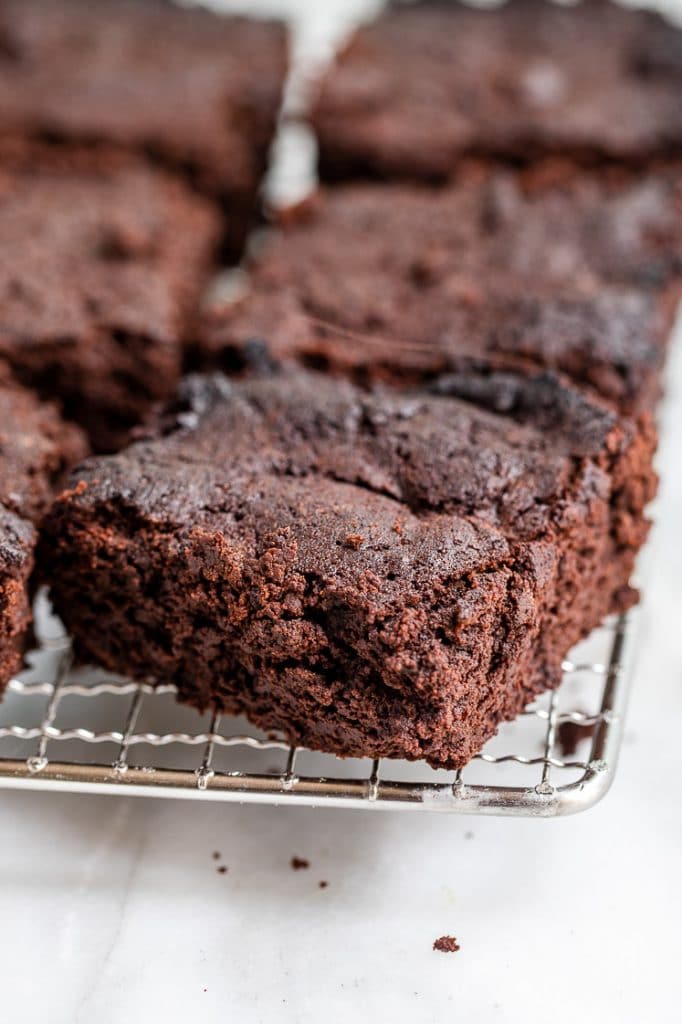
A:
0,592,636,816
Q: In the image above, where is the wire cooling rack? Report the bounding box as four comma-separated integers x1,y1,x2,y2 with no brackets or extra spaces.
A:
0,593,636,816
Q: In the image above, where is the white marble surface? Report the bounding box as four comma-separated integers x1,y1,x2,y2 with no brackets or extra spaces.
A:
2,2,682,1022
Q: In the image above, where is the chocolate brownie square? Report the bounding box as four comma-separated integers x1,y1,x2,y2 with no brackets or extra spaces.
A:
0,147,220,451
0,0,287,253
0,368,86,692
196,165,682,415
43,367,655,768
312,0,682,181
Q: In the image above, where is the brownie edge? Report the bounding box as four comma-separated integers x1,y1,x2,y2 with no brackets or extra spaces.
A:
0,507,35,692
0,148,221,451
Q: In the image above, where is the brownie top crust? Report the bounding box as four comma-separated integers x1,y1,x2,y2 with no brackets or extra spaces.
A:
312,0,682,177
0,0,287,197
62,367,631,561
198,165,681,412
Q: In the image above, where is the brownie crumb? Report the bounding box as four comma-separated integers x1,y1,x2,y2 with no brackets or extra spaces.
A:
318,880,328,889
211,851,221,861
343,533,365,550
557,715,596,756
291,856,310,870
433,936,460,954
217,865,228,875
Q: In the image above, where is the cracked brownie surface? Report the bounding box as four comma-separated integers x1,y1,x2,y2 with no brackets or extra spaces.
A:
43,368,655,767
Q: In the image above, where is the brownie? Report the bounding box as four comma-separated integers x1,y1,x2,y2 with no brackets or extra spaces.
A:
0,506,34,693
197,165,682,415
433,936,460,954
0,368,87,693
0,0,287,253
312,0,682,181
0,147,220,451
556,715,595,757
42,367,655,768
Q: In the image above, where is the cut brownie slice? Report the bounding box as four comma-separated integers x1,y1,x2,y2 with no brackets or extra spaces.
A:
43,368,655,768
0,368,87,693
196,165,682,415
0,0,287,253
0,148,220,451
312,0,682,181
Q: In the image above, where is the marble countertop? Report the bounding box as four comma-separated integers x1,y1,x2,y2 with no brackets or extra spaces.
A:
2,3,681,1022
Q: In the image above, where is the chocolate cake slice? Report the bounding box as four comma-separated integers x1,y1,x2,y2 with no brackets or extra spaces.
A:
43,368,655,768
0,0,287,253
0,368,86,693
312,0,682,181
196,165,682,415
0,148,220,451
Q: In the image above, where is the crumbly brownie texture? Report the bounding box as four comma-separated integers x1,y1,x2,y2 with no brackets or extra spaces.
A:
0,0,286,252
43,368,655,768
0,365,87,521
0,370,87,692
0,148,220,451
197,166,682,414
312,0,682,181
